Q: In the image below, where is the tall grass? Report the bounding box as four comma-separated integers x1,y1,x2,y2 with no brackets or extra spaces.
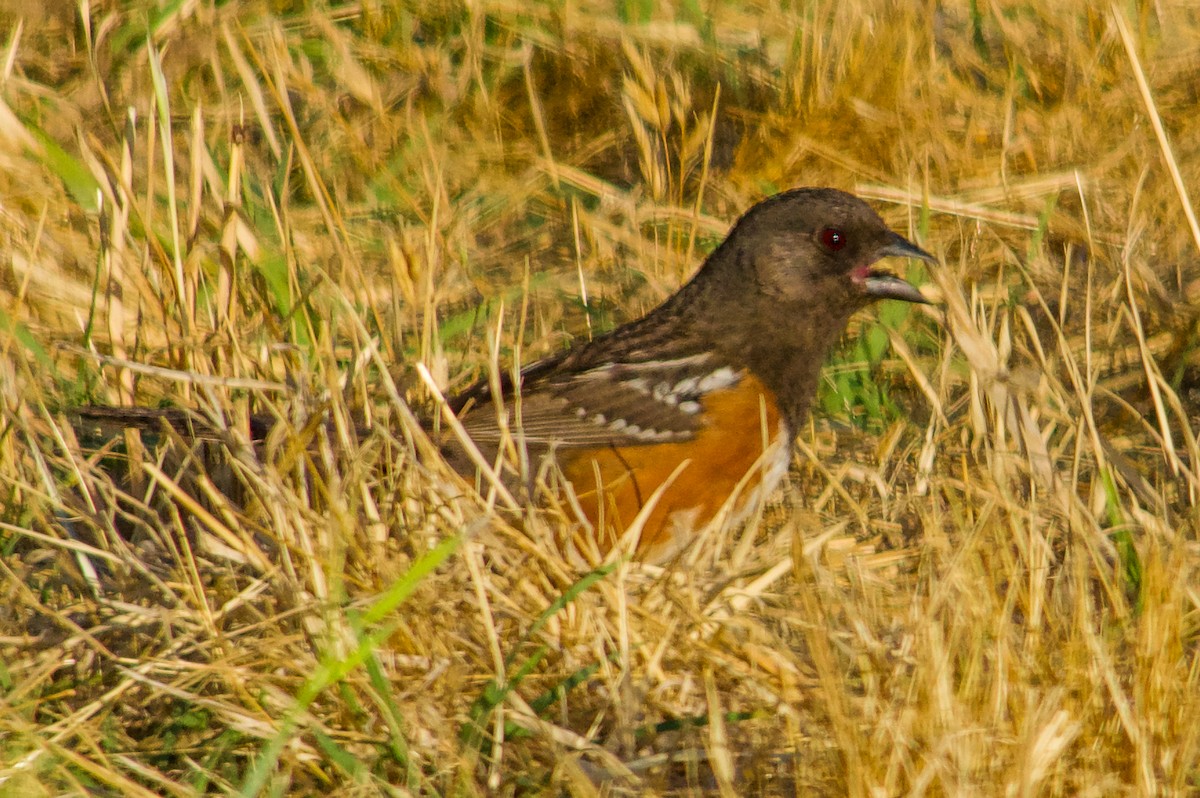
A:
0,1,1198,794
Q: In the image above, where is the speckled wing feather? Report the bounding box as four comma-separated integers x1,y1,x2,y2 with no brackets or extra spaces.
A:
459,353,746,449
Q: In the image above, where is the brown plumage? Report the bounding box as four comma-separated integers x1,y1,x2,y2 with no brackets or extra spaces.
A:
74,188,935,563
449,188,935,560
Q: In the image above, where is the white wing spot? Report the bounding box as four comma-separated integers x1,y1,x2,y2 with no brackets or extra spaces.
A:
672,376,699,396
652,367,742,407
624,377,651,395
695,366,739,394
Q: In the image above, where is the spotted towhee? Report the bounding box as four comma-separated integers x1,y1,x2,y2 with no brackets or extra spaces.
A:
447,188,935,562
74,188,933,563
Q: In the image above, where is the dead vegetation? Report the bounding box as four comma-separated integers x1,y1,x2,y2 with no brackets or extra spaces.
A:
0,1,1198,795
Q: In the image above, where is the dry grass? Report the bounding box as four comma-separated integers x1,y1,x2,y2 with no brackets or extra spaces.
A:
1,0,1199,794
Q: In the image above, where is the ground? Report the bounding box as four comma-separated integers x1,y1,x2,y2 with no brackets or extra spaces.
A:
0,1,1198,795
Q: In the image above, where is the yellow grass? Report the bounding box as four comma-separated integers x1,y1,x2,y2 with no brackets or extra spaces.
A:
0,1,1198,794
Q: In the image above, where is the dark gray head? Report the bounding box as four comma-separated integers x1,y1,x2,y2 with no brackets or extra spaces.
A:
709,187,934,312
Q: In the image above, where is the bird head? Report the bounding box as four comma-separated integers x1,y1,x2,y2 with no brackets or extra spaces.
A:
724,187,935,312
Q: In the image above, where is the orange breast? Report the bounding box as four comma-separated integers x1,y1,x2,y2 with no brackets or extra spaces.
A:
559,373,785,561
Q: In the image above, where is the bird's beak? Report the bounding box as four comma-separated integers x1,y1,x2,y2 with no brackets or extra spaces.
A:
864,232,936,305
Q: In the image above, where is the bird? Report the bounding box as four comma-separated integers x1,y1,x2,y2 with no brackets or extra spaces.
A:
445,187,935,562
73,188,934,564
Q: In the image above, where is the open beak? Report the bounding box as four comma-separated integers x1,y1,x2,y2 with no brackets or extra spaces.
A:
863,232,937,305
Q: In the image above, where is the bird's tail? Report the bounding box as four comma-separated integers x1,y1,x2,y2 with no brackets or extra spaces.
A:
71,405,278,442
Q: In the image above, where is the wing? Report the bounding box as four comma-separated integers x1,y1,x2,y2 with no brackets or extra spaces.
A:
457,353,746,449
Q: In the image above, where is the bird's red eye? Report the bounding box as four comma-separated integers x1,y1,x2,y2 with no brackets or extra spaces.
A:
819,227,847,252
